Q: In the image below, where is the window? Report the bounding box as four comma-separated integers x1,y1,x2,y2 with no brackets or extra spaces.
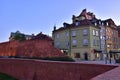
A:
99,21,101,25
72,30,76,37
96,31,99,36
66,32,69,37
93,39,97,46
107,45,110,48
72,40,77,46
94,22,97,26
83,39,88,46
97,40,100,46
56,34,60,38
75,53,80,58
55,42,60,47
80,16,85,20
106,22,109,26
83,29,88,35
93,30,95,36
102,22,104,26
66,41,69,46
75,22,79,26
100,35,103,39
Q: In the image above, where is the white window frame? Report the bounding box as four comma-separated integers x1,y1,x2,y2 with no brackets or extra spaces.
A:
83,39,88,46
94,22,97,26
96,31,99,36
106,22,109,26
93,30,95,36
75,22,79,26
66,32,69,37
66,41,69,46
55,42,60,47
97,40,100,46
72,40,77,46
83,29,88,35
72,30,76,37
56,33,60,38
93,39,97,46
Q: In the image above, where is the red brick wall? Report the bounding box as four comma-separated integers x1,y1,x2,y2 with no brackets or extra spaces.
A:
0,59,117,80
0,40,64,57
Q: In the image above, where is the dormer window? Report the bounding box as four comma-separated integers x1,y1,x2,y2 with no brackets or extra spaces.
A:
94,22,97,26
102,22,104,26
106,22,109,26
83,29,88,35
99,21,101,25
75,22,79,26
64,24,66,28
80,16,85,20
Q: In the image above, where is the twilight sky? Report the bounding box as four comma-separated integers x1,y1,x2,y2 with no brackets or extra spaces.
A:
0,0,120,42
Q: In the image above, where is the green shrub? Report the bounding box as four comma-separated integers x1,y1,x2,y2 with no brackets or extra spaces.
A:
41,57,75,62
7,55,75,62
22,56,75,62
0,72,18,80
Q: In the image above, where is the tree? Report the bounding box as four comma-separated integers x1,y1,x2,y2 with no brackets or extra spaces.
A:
14,33,26,41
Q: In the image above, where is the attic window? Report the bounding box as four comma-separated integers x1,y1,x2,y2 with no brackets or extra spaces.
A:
102,22,104,26
64,24,66,28
94,22,97,26
106,22,109,26
75,22,79,26
99,21,101,25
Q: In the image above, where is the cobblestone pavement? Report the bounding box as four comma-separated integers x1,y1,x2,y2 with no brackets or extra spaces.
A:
75,60,120,66
91,66,120,80
75,60,120,80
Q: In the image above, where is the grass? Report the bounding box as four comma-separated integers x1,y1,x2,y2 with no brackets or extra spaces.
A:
0,72,17,80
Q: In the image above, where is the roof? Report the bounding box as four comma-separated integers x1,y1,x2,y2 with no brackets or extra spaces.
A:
53,9,118,33
53,19,101,32
32,32,53,41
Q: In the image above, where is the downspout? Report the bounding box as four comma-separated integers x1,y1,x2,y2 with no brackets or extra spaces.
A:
69,27,71,56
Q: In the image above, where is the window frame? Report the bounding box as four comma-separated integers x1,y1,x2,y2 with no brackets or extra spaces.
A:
56,33,60,38
72,30,76,37
83,29,88,36
83,39,89,46
96,30,99,36
93,30,95,36
72,39,77,47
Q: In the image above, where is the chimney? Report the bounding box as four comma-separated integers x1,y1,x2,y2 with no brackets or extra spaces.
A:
54,25,56,31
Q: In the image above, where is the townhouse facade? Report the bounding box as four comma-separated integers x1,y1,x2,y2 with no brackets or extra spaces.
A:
52,9,119,60
53,9,102,60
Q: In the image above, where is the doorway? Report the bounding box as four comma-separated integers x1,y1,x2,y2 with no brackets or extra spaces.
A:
84,52,88,60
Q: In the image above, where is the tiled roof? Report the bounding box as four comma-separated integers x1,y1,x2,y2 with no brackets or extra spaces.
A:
53,19,100,32
32,32,53,41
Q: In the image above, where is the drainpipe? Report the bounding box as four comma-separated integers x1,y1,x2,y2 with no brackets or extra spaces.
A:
104,26,107,64
69,27,71,56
